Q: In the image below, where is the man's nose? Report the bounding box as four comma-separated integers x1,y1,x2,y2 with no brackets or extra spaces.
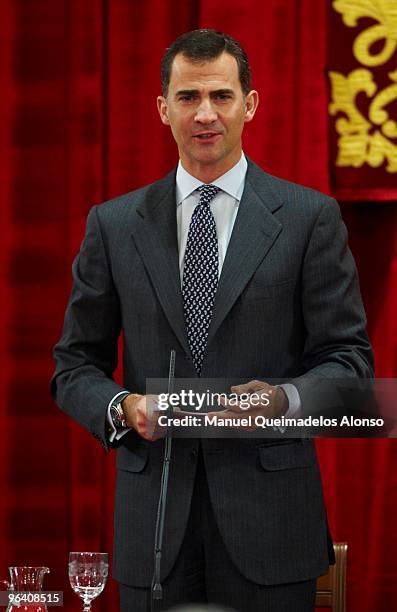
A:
194,100,217,123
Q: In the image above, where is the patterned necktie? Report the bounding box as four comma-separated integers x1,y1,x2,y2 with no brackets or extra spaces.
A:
182,184,220,375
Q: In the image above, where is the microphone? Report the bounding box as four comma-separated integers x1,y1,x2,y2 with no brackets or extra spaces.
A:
151,349,176,611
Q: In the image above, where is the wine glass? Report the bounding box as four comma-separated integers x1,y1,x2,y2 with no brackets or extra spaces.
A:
68,552,108,612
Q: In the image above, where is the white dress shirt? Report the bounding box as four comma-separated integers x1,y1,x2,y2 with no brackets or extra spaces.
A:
108,153,300,441
176,153,246,279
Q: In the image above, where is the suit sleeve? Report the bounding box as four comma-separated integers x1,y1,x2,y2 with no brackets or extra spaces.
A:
50,206,129,449
292,198,375,417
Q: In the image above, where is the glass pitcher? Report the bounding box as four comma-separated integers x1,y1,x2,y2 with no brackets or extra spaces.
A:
1,566,50,612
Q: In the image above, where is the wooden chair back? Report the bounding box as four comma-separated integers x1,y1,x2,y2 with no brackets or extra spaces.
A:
315,542,347,612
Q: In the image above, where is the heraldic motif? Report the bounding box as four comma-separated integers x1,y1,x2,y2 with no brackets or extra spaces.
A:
329,0,397,173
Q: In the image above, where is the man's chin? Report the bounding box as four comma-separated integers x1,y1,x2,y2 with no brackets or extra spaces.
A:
191,149,225,166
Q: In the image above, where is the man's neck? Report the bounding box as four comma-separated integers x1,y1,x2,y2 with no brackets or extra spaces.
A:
179,152,243,184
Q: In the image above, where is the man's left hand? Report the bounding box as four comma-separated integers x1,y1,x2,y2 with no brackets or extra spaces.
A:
207,379,289,428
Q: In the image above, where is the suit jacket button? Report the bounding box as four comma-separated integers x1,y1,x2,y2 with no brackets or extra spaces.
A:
190,448,198,460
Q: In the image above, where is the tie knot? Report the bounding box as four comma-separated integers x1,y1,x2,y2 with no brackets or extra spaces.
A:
198,184,220,205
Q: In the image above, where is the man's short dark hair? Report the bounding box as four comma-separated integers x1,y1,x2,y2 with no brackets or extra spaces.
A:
161,29,251,97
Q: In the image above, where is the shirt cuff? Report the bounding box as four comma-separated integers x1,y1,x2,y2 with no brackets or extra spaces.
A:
280,383,302,418
273,383,302,433
107,391,132,443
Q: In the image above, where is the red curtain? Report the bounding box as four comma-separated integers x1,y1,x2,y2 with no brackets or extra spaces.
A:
0,1,396,610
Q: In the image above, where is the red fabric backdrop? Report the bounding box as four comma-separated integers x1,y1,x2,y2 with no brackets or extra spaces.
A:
0,1,396,610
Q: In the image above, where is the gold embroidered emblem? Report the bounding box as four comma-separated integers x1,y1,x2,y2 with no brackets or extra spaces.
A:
329,0,397,172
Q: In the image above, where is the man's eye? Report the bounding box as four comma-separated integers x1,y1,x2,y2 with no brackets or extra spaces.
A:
215,94,232,101
179,95,194,102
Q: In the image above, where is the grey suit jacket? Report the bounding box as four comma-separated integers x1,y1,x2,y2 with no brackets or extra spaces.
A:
51,159,373,587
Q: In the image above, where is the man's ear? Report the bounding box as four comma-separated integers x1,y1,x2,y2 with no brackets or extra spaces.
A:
244,90,259,123
157,96,170,125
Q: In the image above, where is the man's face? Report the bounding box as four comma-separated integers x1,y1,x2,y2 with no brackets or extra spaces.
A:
157,51,258,180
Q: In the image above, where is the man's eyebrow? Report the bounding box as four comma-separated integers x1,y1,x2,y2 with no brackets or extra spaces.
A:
175,89,199,96
174,88,235,96
210,88,234,96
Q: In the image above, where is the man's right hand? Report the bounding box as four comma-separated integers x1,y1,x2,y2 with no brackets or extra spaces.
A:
121,394,164,441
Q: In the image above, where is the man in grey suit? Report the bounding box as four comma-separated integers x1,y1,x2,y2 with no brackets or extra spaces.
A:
52,30,373,611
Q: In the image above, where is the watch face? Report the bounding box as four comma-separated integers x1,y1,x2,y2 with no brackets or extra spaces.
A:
111,405,123,428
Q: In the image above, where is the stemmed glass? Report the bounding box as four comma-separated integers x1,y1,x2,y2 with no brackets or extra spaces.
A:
68,552,108,612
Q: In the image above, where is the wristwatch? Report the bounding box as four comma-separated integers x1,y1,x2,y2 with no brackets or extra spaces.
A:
110,401,128,430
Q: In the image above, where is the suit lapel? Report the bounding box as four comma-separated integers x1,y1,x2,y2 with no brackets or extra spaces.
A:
130,170,190,355
207,163,283,347
130,162,284,356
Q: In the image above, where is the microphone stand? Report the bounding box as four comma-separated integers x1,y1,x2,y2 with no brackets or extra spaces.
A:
151,349,176,611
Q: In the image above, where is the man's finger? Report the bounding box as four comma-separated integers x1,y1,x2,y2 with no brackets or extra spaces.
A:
231,380,268,394
216,398,246,412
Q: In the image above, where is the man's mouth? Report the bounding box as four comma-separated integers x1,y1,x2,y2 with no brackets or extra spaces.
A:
193,132,221,141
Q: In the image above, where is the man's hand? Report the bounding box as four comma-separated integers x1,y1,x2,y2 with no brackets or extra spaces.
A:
121,394,165,441
208,379,289,429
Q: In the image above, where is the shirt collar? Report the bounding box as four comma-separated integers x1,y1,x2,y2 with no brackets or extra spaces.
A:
176,153,248,205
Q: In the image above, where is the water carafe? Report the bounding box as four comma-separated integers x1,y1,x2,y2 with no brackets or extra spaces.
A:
1,566,50,611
